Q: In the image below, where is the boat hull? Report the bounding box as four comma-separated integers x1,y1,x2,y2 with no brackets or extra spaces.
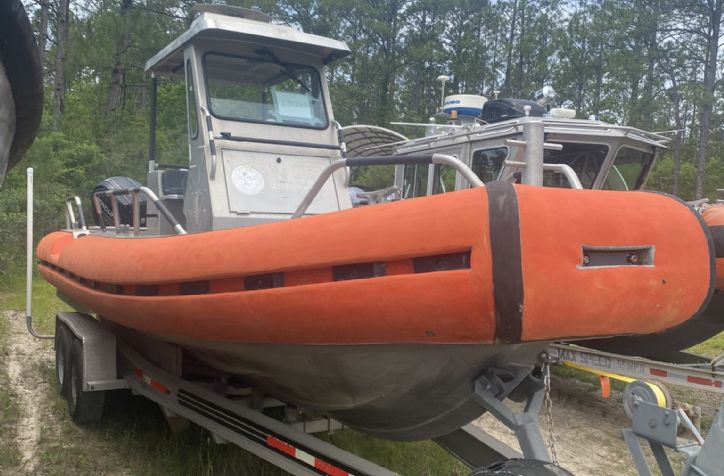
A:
166,337,548,440
38,184,717,438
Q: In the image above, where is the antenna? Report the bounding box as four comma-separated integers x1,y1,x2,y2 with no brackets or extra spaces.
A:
436,75,450,111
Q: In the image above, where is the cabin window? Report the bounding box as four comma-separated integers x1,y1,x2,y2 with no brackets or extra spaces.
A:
603,147,654,191
543,143,609,189
203,52,328,129
471,148,508,183
432,165,456,194
186,60,199,140
402,164,428,198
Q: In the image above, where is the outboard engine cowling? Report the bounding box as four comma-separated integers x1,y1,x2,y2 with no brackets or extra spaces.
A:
92,176,147,227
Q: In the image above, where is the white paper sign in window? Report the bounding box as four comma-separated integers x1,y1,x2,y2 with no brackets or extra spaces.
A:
273,90,314,120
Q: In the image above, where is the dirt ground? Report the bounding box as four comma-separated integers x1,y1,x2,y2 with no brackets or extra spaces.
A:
2,309,722,475
3,310,55,474
474,372,724,475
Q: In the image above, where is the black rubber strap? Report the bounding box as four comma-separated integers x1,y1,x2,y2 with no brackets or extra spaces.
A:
708,225,724,258
487,181,524,344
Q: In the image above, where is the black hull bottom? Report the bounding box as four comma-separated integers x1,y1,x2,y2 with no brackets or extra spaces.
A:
164,337,548,441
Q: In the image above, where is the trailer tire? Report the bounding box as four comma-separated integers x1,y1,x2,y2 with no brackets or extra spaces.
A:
54,323,72,397
67,338,105,425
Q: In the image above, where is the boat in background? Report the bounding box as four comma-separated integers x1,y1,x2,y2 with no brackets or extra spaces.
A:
343,82,724,360
37,4,723,443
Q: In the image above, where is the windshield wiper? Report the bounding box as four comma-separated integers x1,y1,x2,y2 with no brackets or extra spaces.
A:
255,49,312,94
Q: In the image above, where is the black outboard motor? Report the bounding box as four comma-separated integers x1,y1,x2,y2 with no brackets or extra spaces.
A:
92,176,147,227
480,99,545,124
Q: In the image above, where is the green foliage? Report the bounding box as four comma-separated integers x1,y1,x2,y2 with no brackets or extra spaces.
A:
5,0,724,272
0,133,106,271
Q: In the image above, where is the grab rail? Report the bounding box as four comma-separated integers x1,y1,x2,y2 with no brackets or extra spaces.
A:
199,106,218,180
292,154,484,218
65,196,88,235
92,186,187,235
503,160,583,190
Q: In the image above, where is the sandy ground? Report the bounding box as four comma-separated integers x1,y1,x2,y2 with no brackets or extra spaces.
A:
3,310,55,474
473,378,652,475
475,375,723,475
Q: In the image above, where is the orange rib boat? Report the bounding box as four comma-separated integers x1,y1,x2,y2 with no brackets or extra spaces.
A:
38,183,716,439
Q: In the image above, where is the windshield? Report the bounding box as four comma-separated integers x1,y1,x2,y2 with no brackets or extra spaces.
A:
543,143,609,189
203,52,328,129
602,147,654,191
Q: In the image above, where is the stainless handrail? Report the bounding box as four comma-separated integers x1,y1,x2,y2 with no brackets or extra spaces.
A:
65,196,88,233
92,186,187,235
292,153,484,219
199,106,217,179
503,160,583,190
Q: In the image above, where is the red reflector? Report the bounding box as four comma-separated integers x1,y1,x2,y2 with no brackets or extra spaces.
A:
149,379,169,394
687,376,713,386
266,435,296,457
649,368,667,377
134,367,169,394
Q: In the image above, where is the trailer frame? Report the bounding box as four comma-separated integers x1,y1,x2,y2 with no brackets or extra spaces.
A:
54,311,562,476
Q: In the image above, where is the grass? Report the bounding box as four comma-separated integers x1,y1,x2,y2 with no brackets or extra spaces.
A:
0,271,68,335
0,275,23,472
690,331,724,358
0,379,22,472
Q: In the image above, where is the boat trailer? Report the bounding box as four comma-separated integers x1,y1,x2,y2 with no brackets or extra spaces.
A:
51,309,569,476
549,343,724,476
46,309,724,476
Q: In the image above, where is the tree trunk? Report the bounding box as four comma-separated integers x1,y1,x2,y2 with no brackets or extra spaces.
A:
670,87,683,196
52,0,70,131
503,0,518,94
38,0,49,59
514,0,527,96
106,0,132,115
695,0,722,198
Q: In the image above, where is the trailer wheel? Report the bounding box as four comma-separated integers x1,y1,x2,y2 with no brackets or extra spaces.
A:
54,323,72,397
469,459,574,476
67,338,105,425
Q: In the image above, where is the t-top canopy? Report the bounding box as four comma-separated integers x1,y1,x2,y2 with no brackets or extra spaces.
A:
341,125,409,157
145,7,351,74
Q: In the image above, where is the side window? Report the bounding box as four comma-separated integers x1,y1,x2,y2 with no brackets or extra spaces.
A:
402,164,428,198
432,165,456,194
543,143,608,189
603,147,654,191
471,148,508,183
186,60,199,140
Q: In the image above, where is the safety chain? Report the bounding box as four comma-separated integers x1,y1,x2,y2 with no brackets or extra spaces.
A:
542,358,560,465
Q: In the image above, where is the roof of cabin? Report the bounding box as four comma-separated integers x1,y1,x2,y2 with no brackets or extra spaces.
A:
145,8,350,74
